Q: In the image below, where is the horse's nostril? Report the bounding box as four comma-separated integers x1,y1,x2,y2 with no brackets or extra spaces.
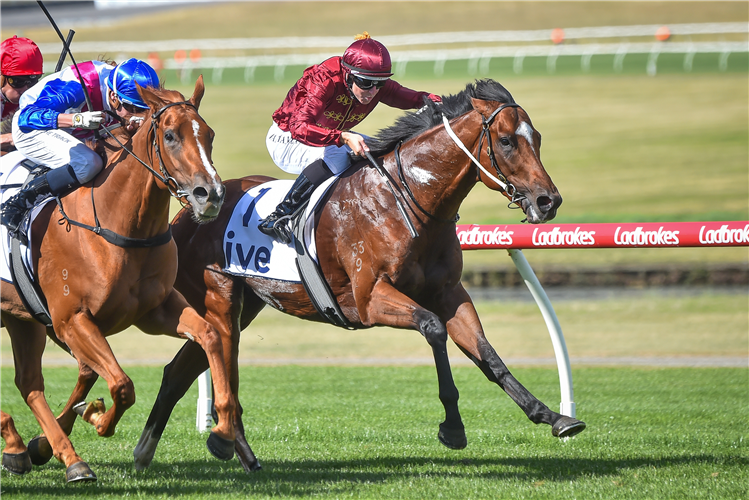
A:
537,195,553,213
193,186,208,201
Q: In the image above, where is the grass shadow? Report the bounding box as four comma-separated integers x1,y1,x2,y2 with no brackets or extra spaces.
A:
3,453,746,497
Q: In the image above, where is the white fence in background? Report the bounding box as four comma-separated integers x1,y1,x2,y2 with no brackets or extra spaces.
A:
159,41,748,84
39,23,748,81
36,22,748,54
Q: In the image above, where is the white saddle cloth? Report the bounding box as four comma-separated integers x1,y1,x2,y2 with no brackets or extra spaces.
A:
222,177,336,282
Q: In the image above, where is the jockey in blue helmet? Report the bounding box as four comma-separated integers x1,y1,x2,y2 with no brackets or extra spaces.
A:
2,58,159,235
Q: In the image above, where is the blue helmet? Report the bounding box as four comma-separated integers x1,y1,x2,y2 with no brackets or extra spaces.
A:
106,58,159,109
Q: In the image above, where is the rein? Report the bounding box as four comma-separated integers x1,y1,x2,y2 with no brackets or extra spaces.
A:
441,102,527,210
393,142,459,224
55,100,197,248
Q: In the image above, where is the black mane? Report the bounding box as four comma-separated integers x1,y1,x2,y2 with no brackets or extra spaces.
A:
367,79,515,157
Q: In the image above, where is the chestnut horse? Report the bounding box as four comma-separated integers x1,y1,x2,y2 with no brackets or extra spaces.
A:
0,76,236,482
48,79,585,473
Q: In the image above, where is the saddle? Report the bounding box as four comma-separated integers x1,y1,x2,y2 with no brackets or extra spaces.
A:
2,158,54,326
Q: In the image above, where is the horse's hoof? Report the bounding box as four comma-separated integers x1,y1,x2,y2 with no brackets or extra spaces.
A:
438,422,467,450
2,451,33,475
72,401,87,417
65,461,97,483
206,432,235,461
552,416,586,438
27,436,53,466
237,453,262,473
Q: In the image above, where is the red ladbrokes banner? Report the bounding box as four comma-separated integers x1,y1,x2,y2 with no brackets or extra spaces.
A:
456,221,749,249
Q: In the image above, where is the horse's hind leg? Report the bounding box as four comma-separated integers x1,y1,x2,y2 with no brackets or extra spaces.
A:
440,284,585,438
4,315,96,482
362,280,466,449
1,411,32,475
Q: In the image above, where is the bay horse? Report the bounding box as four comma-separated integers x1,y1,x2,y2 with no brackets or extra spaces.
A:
65,78,584,472
0,76,236,482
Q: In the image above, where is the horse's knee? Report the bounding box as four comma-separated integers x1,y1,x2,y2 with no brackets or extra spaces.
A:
194,323,222,353
111,377,136,409
414,310,447,346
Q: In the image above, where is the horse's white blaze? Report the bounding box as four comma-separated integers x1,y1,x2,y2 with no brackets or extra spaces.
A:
409,165,437,184
192,119,218,180
516,121,536,156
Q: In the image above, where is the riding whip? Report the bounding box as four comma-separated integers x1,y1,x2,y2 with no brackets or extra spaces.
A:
36,0,96,130
55,29,75,72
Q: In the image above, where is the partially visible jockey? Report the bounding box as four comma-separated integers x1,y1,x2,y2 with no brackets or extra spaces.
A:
258,32,442,243
1,36,44,153
1,57,159,234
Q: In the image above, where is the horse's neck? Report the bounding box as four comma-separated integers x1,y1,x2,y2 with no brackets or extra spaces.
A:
398,112,481,222
95,128,170,237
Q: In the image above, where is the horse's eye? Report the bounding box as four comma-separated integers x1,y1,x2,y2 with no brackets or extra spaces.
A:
499,137,512,147
164,131,175,143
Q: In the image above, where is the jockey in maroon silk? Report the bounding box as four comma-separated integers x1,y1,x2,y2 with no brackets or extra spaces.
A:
259,32,442,244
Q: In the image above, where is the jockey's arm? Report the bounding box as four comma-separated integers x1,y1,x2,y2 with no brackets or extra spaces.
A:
16,80,88,132
340,131,369,156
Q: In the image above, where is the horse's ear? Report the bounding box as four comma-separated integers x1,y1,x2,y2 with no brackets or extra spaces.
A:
190,75,205,110
137,83,162,111
470,97,494,118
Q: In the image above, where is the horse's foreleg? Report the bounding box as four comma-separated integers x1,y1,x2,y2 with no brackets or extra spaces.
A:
134,340,208,470
25,359,99,467
362,279,465,449
440,284,585,438
4,316,95,481
135,289,236,461
1,411,32,475
58,314,134,438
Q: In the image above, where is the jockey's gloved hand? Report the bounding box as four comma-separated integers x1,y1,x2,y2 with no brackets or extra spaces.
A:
428,94,442,103
72,111,104,130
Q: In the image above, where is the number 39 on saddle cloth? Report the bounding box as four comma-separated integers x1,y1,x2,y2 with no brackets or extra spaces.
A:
0,151,55,285
222,177,337,282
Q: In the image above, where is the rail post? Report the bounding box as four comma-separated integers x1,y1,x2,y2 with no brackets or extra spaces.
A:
508,249,576,417
196,369,212,431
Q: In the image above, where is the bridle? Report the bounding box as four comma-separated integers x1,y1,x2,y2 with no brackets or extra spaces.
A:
441,102,527,209
368,101,533,237
55,100,202,248
103,100,198,206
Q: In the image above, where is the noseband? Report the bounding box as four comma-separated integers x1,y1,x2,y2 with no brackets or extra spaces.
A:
442,102,526,209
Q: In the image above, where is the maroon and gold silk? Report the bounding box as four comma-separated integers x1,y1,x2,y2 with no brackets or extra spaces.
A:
272,56,429,148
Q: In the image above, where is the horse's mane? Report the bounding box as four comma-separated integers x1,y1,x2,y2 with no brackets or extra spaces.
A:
367,79,515,157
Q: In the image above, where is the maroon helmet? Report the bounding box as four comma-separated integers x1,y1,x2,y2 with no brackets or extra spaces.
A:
342,32,393,80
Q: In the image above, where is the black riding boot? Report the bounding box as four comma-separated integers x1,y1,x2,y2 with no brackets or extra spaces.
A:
259,159,335,243
1,165,80,236
257,173,314,244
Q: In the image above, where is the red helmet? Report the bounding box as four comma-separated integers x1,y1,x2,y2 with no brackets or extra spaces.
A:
342,32,393,79
1,36,43,76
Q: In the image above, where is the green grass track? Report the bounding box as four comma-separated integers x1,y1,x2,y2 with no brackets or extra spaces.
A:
2,365,746,498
